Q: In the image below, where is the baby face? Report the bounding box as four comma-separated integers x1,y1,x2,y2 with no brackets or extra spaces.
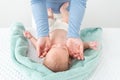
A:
43,44,70,72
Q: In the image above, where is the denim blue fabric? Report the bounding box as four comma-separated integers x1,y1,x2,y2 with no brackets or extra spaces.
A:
31,0,87,38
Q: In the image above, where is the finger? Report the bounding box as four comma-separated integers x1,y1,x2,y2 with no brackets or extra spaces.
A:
46,44,51,52
74,52,81,60
48,39,51,47
36,44,41,57
46,39,51,51
79,47,84,60
73,53,78,59
77,55,81,60
81,53,84,60
73,46,81,60
77,55,85,60
69,50,75,57
44,47,49,53
41,51,47,58
79,50,84,60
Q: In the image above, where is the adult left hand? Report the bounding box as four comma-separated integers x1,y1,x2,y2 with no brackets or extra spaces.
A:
66,38,84,60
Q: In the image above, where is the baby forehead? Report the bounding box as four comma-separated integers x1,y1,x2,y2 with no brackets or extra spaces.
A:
49,47,69,56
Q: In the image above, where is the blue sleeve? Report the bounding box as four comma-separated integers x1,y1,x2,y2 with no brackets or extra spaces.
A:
67,0,87,38
31,0,49,37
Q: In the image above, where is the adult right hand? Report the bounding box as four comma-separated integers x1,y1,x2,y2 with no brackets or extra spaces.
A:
36,37,51,58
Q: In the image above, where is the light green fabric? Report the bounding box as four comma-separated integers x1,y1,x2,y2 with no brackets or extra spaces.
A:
10,22,102,80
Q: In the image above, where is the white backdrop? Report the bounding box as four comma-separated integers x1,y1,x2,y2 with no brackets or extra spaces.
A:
0,0,32,28
0,0,120,28
82,0,120,28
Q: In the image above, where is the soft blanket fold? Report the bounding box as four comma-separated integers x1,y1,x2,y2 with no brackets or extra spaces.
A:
10,22,102,80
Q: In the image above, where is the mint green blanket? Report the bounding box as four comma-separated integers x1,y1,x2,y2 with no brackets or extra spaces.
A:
10,22,102,80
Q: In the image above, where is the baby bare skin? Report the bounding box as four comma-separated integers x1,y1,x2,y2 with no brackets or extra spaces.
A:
23,28,98,72
50,29,67,44
23,29,71,72
23,2,98,72
43,29,71,72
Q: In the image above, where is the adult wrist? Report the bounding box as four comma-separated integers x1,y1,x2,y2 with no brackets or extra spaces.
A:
37,33,49,38
67,32,80,38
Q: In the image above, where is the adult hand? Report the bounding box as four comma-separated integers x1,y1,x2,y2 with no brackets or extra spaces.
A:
36,37,51,58
66,38,84,60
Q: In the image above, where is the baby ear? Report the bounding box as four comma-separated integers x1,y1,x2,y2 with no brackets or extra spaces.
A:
68,58,72,65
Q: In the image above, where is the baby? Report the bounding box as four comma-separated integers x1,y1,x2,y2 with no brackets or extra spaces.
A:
23,2,97,72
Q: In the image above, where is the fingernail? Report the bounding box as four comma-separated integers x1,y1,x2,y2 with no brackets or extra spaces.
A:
81,58,85,61
78,57,81,60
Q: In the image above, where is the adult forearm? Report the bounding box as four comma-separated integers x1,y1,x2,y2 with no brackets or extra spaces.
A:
67,0,87,38
31,0,49,37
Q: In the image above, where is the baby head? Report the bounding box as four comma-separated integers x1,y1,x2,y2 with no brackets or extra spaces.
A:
43,44,70,72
